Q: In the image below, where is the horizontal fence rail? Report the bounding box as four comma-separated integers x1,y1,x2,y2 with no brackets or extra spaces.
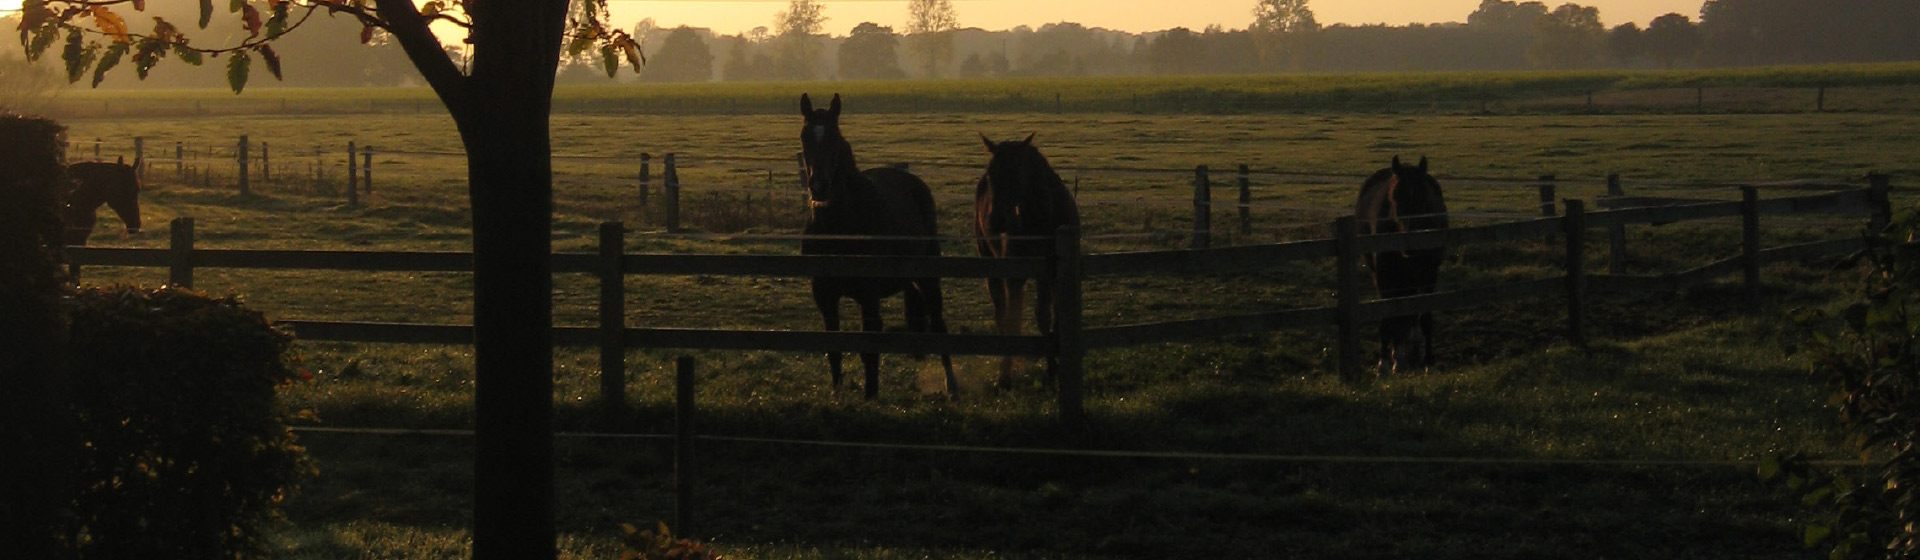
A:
67,183,1893,425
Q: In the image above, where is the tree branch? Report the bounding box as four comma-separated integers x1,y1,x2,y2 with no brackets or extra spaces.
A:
374,0,466,103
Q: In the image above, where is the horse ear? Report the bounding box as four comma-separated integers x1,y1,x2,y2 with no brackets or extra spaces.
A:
1418,156,1429,173
980,133,995,151
801,93,813,115
1022,133,1036,146
1392,155,1402,170
829,93,842,118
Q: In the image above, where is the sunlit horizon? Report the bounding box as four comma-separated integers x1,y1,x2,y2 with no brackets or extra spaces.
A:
1,1,1711,38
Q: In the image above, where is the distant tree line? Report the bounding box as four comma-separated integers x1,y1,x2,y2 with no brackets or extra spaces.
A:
6,0,1916,88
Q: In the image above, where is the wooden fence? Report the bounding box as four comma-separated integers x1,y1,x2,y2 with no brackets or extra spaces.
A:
67,178,1891,426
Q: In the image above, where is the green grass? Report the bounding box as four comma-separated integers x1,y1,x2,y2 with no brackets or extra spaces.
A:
47,83,1913,557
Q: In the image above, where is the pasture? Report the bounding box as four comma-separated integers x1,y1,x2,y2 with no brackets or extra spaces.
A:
52,87,1916,558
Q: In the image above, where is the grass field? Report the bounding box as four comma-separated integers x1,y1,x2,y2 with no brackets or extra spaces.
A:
37,61,1920,118
46,70,1919,558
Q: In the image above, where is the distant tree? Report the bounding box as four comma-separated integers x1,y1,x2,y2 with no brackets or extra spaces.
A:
1147,27,1206,74
0,54,63,114
838,22,905,80
905,0,958,78
1643,13,1700,69
1606,23,1644,67
1250,0,1319,71
646,27,714,82
1251,0,1319,34
958,52,986,77
774,0,827,79
1468,0,1550,31
1528,3,1605,69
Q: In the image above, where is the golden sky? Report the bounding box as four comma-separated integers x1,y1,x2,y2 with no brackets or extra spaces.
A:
612,0,1709,36
0,1,1711,36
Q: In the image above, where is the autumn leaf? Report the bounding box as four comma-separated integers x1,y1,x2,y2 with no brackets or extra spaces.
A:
599,44,617,78
266,2,287,39
92,6,132,44
133,0,146,11
359,24,374,44
241,4,262,39
259,44,282,80
151,17,182,43
620,36,645,71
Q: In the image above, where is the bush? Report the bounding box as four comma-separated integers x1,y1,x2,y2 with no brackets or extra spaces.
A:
1773,205,1920,558
64,286,312,560
0,113,77,558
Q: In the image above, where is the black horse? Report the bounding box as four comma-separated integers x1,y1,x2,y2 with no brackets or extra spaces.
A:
1356,156,1447,376
974,134,1080,389
799,93,957,398
64,157,142,246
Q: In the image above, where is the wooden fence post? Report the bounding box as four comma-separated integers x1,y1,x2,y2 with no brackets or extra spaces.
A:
93,138,100,159
1870,173,1892,233
133,137,144,181
1606,174,1626,275
674,356,696,534
599,222,627,412
1054,225,1086,431
1563,200,1586,349
169,217,194,289
1537,174,1557,246
1192,165,1211,250
237,135,250,196
1817,86,1826,113
261,141,270,184
1334,216,1362,382
175,142,184,179
362,146,373,196
347,141,359,206
638,152,652,211
1741,186,1761,304
665,153,682,234
1237,164,1252,236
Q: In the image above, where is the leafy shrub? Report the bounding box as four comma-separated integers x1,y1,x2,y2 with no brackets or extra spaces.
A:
64,286,312,560
1773,205,1920,558
619,522,722,560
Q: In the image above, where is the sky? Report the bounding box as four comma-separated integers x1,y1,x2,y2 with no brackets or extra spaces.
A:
610,0,1709,37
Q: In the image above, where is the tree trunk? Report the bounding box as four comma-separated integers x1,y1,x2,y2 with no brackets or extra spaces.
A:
377,1,565,557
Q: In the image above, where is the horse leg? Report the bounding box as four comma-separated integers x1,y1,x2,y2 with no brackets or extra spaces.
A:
913,278,960,398
1005,278,1028,387
986,277,1014,390
1377,318,1396,378
858,296,884,400
1420,311,1437,371
812,286,844,392
1036,276,1058,385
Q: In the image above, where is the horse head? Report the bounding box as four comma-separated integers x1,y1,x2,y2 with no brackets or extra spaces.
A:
1386,155,1443,228
979,133,1053,234
106,156,142,235
800,93,853,208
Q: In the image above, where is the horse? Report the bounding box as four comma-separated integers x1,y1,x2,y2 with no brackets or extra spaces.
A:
63,156,143,246
798,93,958,398
1356,155,1448,376
974,133,1080,389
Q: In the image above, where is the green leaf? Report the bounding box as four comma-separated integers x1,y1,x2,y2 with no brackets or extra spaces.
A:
175,47,204,66
566,32,594,58
62,29,92,84
266,2,288,39
1758,455,1782,481
599,44,618,78
198,0,213,29
92,43,128,87
226,49,250,94
230,0,245,14
1803,524,1832,547
26,25,60,61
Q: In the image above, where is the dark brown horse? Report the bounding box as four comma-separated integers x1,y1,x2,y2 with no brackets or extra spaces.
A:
799,93,957,398
64,157,142,246
1356,156,1447,376
974,134,1080,389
